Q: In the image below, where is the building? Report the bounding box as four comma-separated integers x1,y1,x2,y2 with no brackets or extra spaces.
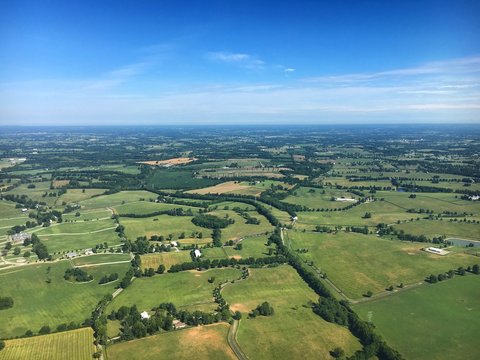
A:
424,247,449,256
141,311,150,319
194,249,201,258
173,319,186,329
66,251,78,258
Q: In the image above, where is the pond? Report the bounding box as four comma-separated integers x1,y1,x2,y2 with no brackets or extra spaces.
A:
447,238,480,248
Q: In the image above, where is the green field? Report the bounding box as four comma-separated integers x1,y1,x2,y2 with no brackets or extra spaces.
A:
71,253,131,266
106,323,236,360
393,219,480,240
57,188,106,205
120,214,205,240
207,209,272,241
31,219,120,253
0,261,130,337
222,265,361,359
114,201,200,215
78,191,157,209
354,275,480,360
107,267,242,314
223,235,275,259
287,231,473,299
0,327,96,360
284,186,358,209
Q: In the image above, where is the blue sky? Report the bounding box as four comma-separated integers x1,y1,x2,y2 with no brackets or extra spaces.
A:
1,0,479,125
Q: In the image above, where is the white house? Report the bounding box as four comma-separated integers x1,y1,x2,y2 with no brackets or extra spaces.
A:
171,241,178,247
141,311,150,319
194,249,201,258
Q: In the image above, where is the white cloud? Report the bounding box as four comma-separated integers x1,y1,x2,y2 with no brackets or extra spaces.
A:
205,51,265,70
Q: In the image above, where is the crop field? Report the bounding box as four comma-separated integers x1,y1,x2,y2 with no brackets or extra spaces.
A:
222,265,361,359
107,268,242,313
106,323,235,360
120,214,206,240
188,180,288,196
0,327,96,360
287,231,473,299
140,251,191,270
284,186,359,209
353,275,480,360
393,219,480,240
0,261,130,337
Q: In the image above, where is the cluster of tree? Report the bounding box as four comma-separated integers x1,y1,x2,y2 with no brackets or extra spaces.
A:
348,226,369,235
29,233,50,260
98,273,119,284
249,301,274,317
212,228,222,247
64,268,92,282
0,296,14,310
213,285,229,313
234,209,261,224
1,193,40,209
109,305,174,341
427,264,479,283
168,255,286,273
191,214,234,229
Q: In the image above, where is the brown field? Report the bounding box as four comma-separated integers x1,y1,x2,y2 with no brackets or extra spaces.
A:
52,180,70,188
292,154,305,162
187,181,257,195
137,157,197,166
140,251,192,270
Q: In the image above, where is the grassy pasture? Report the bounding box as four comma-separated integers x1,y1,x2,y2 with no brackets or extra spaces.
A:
287,231,473,299
223,235,274,259
222,265,361,359
140,251,191,270
0,261,130,337
114,201,200,215
107,268,242,314
56,188,106,204
62,209,112,221
71,253,131,266
284,186,358,209
393,219,480,240
354,275,480,360
0,327,96,360
188,180,288,196
120,214,206,240
207,209,272,241
30,219,120,253
0,199,26,218
106,323,235,360
78,191,157,209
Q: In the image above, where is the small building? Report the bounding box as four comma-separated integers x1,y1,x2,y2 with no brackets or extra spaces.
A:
194,249,201,258
84,249,94,256
424,247,449,256
66,251,78,258
21,208,28,213
291,216,298,221
173,319,187,329
141,311,150,319
170,241,178,247
9,232,31,244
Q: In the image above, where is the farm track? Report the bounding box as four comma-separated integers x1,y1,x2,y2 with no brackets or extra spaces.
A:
227,320,249,360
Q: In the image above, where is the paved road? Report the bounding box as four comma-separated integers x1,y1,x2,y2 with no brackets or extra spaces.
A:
227,320,248,360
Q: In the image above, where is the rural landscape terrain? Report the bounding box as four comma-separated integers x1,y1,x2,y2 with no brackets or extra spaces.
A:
0,125,479,360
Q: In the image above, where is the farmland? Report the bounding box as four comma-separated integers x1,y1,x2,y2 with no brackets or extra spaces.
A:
354,275,480,360
0,328,96,360
1,125,479,359
106,324,235,360
222,265,362,359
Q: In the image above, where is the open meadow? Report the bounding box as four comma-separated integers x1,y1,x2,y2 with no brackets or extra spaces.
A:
0,261,130,338
287,231,473,299
106,324,235,360
222,265,361,359
354,275,480,360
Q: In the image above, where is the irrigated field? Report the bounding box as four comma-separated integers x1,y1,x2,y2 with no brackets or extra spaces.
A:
354,275,480,360
0,261,130,337
106,323,235,360
222,265,361,359
0,327,96,360
287,231,473,299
